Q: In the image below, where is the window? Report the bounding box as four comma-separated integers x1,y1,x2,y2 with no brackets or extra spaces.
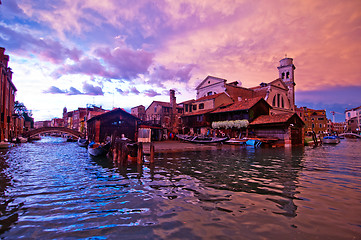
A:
286,72,290,78
193,105,197,111
277,94,280,107
185,105,189,112
318,117,324,120
207,91,212,96
282,72,285,79
272,95,276,106
319,124,322,128
199,103,204,109
281,97,284,108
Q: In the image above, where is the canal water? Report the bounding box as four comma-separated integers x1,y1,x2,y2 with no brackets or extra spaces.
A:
0,137,360,239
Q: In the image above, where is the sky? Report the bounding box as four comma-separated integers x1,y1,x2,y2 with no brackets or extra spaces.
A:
0,0,360,122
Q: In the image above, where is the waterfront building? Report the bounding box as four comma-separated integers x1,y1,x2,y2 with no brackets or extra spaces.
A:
210,97,271,138
250,113,305,146
194,57,296,115
87,108,139,143
0,47,18,141
181,92,234,134
295,106,327,134
345,106,361,133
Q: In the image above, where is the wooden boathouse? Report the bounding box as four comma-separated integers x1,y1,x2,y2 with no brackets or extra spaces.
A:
87,108,139,143
249,113,305,146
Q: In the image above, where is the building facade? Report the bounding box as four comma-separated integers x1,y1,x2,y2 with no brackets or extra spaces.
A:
0,47,18,141
296,107,327,134
345,106,361,133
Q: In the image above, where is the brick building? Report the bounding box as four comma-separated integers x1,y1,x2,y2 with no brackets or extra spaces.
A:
0,47,18,141
296,107,327,134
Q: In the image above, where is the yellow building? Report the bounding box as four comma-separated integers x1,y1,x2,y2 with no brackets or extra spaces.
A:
296,107,327,134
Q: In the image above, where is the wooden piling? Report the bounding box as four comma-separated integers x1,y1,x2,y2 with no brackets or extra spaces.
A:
150,142,155,163
137,142,143,164
120,141,128,165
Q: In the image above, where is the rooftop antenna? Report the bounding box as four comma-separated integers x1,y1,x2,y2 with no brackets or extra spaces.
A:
285,53,287,58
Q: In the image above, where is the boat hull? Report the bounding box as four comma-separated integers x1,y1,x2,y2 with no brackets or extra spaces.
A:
323,136,340,144
77,138,88,147
88,142,110,157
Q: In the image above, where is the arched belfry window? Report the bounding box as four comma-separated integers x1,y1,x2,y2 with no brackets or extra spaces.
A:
286,72,290,79
282,72,285,79
272,94,285,108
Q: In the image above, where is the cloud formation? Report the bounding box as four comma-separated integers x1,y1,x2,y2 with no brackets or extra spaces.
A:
44,83,103,96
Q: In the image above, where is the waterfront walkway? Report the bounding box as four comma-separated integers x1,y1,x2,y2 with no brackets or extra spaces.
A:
143,140,224,154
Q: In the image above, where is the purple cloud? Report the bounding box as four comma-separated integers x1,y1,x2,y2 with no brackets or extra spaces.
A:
0,25,82,64
149,64,196,87
68,87,82,95
43,86,67,94
95,47,154,80
82,82,104,96
130,86,140,95
143,89,160,97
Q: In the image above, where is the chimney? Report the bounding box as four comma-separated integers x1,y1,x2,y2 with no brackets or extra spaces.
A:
170,89,176,114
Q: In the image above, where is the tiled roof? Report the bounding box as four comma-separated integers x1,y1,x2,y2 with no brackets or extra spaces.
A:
182,108,215,117
250,113,296,125
196,92,226,102
211,97,265,114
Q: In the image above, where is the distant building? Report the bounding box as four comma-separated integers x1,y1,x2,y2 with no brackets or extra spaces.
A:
51,118,64,127
145,90,183,131
0,47,18,141
63,105,106,133
296,107,327,134
34,120,51,128
131,105,146,121
345,106,361,133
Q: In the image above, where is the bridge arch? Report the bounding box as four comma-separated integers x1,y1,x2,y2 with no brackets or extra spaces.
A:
23,127,85,139
339,133,361,138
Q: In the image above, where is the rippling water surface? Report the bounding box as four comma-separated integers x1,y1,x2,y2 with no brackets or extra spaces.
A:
0,137,360,239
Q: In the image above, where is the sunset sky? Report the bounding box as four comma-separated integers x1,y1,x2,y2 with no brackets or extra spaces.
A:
1,0,360,122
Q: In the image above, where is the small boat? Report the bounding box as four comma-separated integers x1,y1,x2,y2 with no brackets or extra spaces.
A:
88,141,111,157
66,136,77,142
177,134,228,144
77,138,88,147
0,142,14,149
323,135,340,144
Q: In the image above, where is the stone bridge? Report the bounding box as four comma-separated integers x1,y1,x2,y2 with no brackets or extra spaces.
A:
23,127,85,138
339,133,361,138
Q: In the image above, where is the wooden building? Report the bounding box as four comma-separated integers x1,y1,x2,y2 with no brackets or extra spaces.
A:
210,97,271,138
87,108,139,143
250,113,305,146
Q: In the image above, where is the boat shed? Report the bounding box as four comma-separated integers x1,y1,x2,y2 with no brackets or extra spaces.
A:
87,108,140,143
250,113,305,146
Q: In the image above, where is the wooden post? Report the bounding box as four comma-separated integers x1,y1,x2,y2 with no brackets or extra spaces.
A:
137,142,143,164
150,142,155,163
120,141,128,166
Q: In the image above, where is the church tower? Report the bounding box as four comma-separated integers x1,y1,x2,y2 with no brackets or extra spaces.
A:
277,57,296,111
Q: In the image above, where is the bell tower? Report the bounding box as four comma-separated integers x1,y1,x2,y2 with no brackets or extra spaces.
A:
277,57,296,111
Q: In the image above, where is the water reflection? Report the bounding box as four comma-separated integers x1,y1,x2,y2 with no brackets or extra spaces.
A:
153,147,305,218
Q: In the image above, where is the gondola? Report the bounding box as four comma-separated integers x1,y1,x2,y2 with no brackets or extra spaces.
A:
88,141,111,157
77,138,88,147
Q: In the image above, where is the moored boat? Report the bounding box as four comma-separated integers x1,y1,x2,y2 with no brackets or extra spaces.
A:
77,138,88,147
323,135,340,144
88,141,111,157
0,142,14,149
177,134,228,144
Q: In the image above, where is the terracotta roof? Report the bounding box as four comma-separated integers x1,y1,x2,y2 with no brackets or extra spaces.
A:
211,97,266,114
182,108,215,117
195,92,226,102
250,113,296,125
